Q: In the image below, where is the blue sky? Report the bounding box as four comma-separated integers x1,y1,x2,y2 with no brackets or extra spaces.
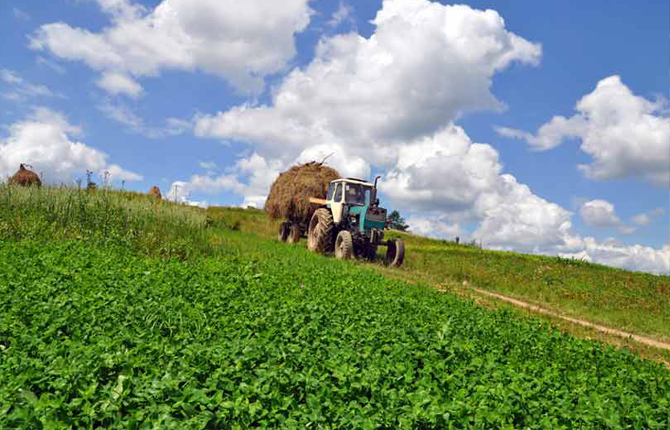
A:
1,0,668,274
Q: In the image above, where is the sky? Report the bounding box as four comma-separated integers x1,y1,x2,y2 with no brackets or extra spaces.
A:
1,0,668,274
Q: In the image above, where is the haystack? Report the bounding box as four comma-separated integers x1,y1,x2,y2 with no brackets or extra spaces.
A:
9,164,41,187
264,161,340,224
148,186,162,199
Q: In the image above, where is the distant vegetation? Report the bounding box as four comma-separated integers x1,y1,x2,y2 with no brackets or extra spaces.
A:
387,210,409,231
0,183,212,260
1,185,669,428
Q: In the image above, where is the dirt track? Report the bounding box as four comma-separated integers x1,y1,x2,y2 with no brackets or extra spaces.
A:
469,287,670,351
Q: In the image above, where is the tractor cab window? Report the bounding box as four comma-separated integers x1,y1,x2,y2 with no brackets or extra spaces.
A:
345,183,371,206
326,182,335,200
333,183,343,202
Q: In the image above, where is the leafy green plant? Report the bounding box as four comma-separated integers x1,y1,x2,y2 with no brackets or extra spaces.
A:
1,239,668,428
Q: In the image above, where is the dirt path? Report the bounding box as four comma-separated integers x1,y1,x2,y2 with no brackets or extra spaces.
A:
469,287,670,351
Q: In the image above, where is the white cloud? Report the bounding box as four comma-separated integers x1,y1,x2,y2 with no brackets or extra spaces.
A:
95,72,143,98
0,108,141,184
406,216,463,239
199,161,217,170
377,125,668,274
631,213,651,226
618,225,636,235
378,125,572,252
36,56,67,75
0,69,57,101
97,100,190,138
575,240,669,275
414,213,669,275
194,0,541,165
580,199,620,227
631,208,664,226
30,0,313,94
497,75,670,186
328,2,354,28
167,153,284,209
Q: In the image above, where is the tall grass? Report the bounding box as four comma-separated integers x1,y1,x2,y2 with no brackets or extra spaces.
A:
0,184,213,260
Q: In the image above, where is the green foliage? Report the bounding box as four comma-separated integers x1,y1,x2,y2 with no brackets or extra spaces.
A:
2,189,669,427
387,210,409,231
1,239,669,428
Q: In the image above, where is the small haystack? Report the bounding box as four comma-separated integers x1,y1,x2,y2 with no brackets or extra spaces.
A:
148,186,162,199
265,161,340,224
9,164,41,187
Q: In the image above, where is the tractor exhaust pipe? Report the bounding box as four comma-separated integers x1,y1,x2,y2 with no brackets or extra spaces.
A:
371,175,381,207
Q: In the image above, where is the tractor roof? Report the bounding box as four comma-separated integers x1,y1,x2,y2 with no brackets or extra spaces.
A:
332,178,373,187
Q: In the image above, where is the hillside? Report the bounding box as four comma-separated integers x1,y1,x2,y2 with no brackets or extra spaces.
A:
1,185,669,428
207,206,670,345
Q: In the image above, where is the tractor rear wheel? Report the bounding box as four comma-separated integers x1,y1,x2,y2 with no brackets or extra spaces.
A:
287,224,301,244
335,230,353,260
278,222,289,242
308,208,334,254
385,239,405,267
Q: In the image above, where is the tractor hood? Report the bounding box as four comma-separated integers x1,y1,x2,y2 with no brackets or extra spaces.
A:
349,205,386,233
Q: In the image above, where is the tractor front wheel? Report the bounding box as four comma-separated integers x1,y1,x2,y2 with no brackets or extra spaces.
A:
335,230,353,260
385,239,405,267
308,208,334,254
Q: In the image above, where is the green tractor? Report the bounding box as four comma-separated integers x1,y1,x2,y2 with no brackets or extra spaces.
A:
306,176,405,267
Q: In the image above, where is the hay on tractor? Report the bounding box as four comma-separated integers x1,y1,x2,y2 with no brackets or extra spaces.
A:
148,186,162,199
264,161,340,225
9,164,41,187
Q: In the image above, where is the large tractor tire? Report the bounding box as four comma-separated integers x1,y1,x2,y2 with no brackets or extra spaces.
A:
335,230,353,260
278,222,289,242
384,239,405,267
308,208,334,254
287,224,301,244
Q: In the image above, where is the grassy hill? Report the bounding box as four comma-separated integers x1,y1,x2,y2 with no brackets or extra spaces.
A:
1,185,669,428
207,206,670,344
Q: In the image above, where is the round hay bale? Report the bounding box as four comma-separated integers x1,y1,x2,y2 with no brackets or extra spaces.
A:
264,161,340,224
9,164,41,187
148,186,162,199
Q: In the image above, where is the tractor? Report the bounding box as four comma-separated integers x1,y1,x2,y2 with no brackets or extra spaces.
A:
305,176,405,267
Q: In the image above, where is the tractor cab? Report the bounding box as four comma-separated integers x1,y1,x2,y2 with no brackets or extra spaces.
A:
325,178,372,222
325,178,387,235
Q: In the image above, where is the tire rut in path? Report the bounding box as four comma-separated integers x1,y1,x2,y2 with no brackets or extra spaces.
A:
469,287,670,351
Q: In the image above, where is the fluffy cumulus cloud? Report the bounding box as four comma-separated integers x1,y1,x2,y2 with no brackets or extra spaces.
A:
194,0,541,163
580,199,620,227
380,125,572,251
30,0,313,94
167,153,284,208
0,108,141,184
406,216,463,239
631,208,664,227
191,0,540,210
497,75,670,186
559,241,670,275
95,72,143,98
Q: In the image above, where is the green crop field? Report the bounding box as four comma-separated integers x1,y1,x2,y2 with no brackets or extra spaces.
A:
1,185,669,428
205,206,670,345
